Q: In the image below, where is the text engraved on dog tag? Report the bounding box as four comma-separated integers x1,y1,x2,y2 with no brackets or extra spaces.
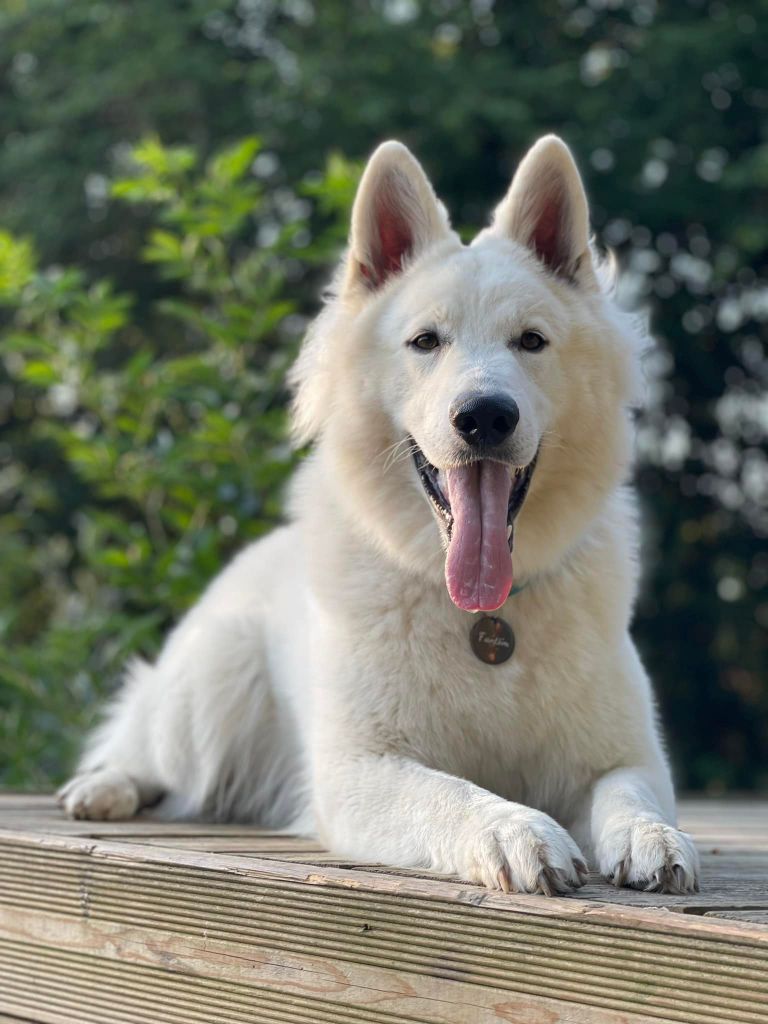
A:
470,616,515,665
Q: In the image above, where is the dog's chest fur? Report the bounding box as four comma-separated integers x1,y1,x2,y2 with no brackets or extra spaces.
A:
311,554,620,821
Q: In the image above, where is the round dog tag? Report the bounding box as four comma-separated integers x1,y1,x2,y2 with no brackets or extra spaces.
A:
470,616,515,665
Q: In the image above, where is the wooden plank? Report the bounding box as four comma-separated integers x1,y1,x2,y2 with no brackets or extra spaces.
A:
706,912,768,924
0,910,687,1024
0,796,766,1024
1,831,768,1022
0,793,56,807
0,941,760,1021
2,825,767,926
114,835,327,852
2,879,767,1023
1,798,765,912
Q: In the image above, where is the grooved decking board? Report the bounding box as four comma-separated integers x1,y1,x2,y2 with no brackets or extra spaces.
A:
0,795,766,1024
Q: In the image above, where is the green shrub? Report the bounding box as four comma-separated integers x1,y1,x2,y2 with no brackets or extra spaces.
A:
0,136,356,787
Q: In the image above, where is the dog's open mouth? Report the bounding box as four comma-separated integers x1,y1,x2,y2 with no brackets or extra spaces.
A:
412,442,536,613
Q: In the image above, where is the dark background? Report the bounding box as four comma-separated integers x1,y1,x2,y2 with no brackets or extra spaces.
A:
1,0,766,791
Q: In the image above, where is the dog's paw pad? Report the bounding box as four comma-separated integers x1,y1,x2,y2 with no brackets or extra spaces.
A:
601,821,700,894
57,769,139,821
468,812,587,895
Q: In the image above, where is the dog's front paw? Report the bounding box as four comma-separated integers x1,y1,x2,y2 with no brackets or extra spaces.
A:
57,768,140,821
599,820,700,894
464,810,588,895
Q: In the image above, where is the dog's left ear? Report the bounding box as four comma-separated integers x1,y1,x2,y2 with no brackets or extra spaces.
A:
348,141,451,290
490,135,595,286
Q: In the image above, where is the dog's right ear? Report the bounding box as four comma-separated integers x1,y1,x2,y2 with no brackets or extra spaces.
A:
348,141,450,291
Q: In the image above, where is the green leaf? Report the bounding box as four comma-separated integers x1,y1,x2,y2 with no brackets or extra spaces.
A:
20,360,58,386
0,230,36,301
142,229,185,264
207,137,261,184
131,136,197,178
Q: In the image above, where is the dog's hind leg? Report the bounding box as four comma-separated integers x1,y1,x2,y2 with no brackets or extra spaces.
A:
59,606,306,825
59,529,308,824
57,657,166,820
146,611,307,827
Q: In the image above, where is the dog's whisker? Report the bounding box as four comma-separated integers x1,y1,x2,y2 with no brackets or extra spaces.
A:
380,438,419,473
377,438,405,460
377,438,409,463
388,444,419,471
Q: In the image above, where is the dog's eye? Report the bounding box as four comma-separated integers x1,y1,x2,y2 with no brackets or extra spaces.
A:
410,331,440,352
519,330,548,353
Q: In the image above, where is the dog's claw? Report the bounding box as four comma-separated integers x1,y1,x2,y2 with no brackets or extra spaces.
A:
537,863,584,896
612,857,630,888
537,866,558,897
643,870,663,893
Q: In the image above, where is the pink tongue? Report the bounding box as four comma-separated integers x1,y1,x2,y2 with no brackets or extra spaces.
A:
444,462,513,612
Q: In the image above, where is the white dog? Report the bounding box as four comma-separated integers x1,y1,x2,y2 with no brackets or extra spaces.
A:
59,135,700,896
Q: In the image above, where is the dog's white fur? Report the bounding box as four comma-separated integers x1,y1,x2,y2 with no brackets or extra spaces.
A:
59,136,699,896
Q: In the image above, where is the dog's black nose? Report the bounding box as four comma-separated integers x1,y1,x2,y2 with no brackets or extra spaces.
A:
450,393,519,447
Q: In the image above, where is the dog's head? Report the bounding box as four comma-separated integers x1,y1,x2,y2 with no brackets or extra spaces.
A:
292,136,643,611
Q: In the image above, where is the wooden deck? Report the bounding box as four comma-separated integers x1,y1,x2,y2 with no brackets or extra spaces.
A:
0,795,766,1024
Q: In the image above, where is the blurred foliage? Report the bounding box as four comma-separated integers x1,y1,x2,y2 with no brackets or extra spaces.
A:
0,135,357,785
0,0,766,790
